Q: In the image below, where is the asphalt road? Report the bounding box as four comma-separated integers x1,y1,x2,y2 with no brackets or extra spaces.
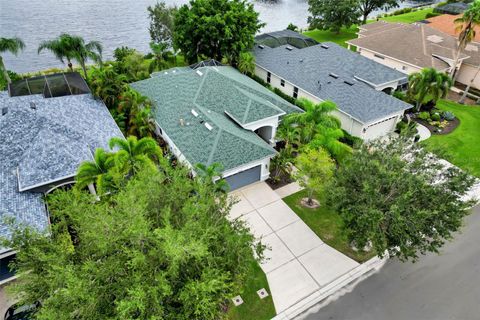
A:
301,205,480,320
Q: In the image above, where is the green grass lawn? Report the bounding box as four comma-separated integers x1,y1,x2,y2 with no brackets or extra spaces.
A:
227,261,276,320
304,26,359,48
283,190,375,263
422,100,480,178
379,8,434,23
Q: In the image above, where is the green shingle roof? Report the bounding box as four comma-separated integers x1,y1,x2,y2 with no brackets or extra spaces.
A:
130,66,299,172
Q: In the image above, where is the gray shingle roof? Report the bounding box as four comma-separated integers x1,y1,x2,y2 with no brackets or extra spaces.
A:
253,39,412,123
0,92,123,251
131,66,300,172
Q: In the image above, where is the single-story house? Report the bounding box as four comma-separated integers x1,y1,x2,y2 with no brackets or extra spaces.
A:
347,21,480,90
130,62,301,191
253,30,412,140
0,73,123,284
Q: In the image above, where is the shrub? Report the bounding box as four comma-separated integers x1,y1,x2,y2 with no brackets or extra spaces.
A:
396,121,408,132
113,46,137,62
431,112,441,121
442,111,455,121
340,130,363,148
418,111,431,121
0,70,22,90
274,87,297,105
425,12,440,19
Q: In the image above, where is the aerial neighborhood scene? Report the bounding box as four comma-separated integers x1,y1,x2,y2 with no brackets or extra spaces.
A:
1,0,480,319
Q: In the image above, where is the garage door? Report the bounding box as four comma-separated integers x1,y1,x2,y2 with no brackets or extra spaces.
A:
225,165,261,191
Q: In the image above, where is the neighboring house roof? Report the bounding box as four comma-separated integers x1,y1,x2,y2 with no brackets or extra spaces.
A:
255,29,319,49
348,22,472,70
254,35,411,124
434,2,471,15
0,91,123,252
130,66,300,172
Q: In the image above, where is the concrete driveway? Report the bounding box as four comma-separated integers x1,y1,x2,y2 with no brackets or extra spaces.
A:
229,182,359,313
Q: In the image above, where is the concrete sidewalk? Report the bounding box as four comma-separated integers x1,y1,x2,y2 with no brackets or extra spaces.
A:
229,182,359,313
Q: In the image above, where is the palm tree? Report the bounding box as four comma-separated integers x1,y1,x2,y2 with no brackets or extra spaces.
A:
109,136,163,174
89,65,127,109
0,37,25,84
149,42,169,73
238,52,255,75
38,34,76,72
39,34,102,80
76,148,114,195
408,68,452,111
195,163,229,193
118,88,155,137
280,98,350,161
456,1,480,103
450,0,480,79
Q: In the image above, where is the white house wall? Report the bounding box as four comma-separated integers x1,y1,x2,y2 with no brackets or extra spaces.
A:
356,48,422,75
456,63,480,90
363,113,402,140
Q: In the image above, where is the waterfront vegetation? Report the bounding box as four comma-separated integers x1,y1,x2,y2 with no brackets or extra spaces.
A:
380,7,434,23
423,100,480,178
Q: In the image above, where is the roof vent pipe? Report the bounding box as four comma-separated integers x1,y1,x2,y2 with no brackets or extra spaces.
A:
179,118,185,126
1,107,8,116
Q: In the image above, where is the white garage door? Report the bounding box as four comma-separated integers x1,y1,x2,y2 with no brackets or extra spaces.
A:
364,116,397,140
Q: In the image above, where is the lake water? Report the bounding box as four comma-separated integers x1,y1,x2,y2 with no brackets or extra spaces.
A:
0,0,437,73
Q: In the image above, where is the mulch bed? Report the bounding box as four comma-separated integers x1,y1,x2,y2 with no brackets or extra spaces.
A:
266,174,294,190
413,118,460,135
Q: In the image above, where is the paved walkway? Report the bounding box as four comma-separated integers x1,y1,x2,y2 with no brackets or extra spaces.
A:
415,122,431,141
229,182,359,313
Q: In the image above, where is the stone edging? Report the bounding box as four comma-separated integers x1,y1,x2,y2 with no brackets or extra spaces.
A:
271,254,388,320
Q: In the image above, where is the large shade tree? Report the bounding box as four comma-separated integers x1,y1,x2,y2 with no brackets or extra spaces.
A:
407,68,452,111
358,0,401,24
5,162,261,319
0,37,25,84
173,0,264,64
308,0,360,34
328,136,476,261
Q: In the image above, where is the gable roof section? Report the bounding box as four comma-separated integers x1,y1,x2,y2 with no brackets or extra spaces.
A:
254,39,411,123
130,66,299,171
349,22,471,70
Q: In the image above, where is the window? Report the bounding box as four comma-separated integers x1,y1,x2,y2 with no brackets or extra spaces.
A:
374,53,385,60
293,86,298,99
280,79,285,87
267,72,271,84
402,66,408,71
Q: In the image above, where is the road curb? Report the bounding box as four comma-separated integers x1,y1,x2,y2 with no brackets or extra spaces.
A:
271,254,388,320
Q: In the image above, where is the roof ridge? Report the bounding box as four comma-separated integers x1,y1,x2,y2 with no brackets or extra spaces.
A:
206,129,223,166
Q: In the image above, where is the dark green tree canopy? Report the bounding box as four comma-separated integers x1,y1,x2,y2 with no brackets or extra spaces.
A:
328,136,476,261
148,1,177,45
308,0,361,33
358,0,400,24
5,163,261,319
173,0,264,64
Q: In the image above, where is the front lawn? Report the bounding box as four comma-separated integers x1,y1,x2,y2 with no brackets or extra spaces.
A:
304,26,359,48
422,100,480,178
283,190,375,263
379,8,434,23
227,261,276,320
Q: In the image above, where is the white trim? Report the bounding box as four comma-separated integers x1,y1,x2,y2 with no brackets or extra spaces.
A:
353,75,404,89
17,169,77,192
45,180,76,195
0,250,15,260
0,275,18,286
224,110,282,130
347,45,430,70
